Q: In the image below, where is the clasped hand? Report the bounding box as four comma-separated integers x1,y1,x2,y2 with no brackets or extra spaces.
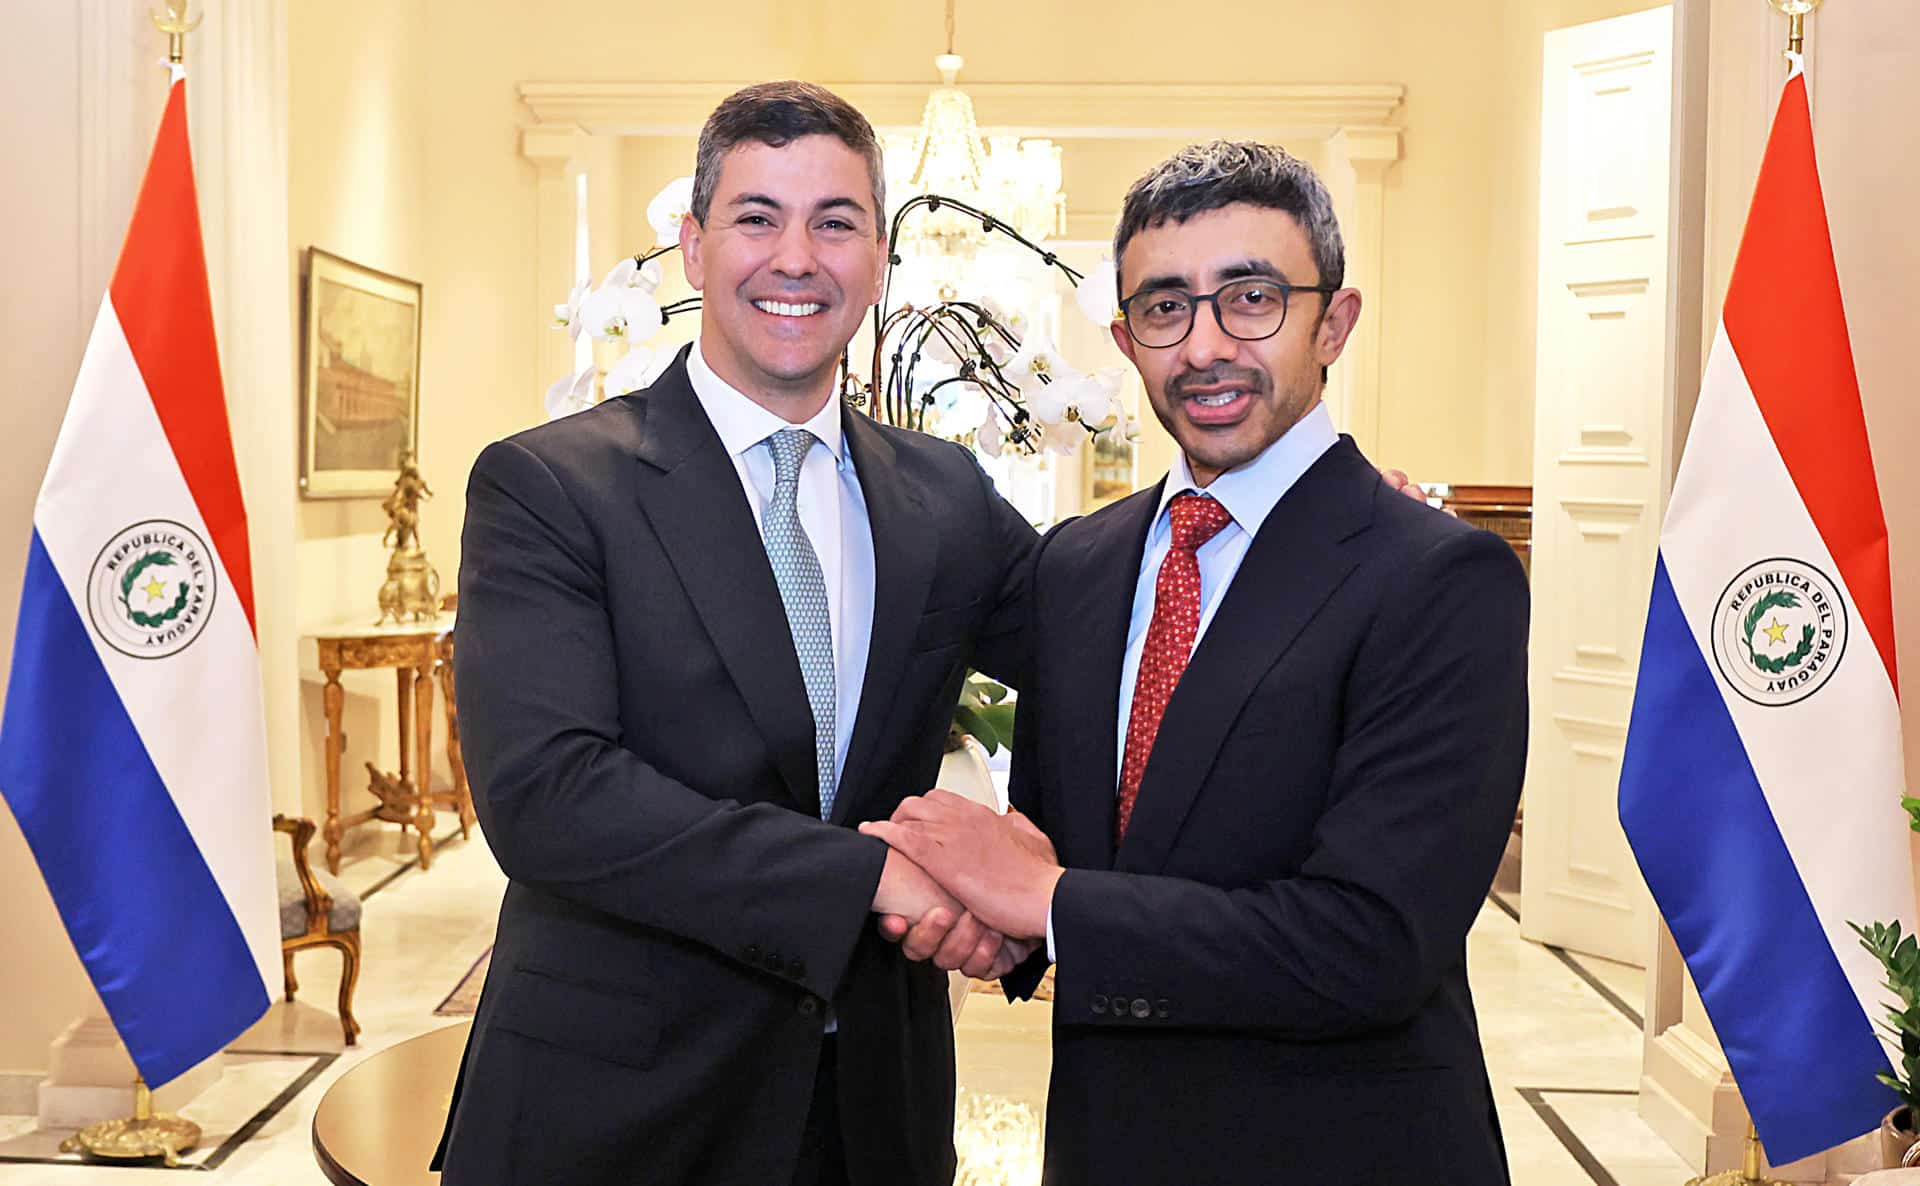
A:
862,789,1064,981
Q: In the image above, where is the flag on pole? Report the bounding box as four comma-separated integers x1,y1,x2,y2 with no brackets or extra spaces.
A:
0,70,276,1087
1618,58,1913,1164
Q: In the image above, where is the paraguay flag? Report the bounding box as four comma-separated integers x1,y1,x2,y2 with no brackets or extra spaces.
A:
1618,59,1913,1164
0,71,277,1086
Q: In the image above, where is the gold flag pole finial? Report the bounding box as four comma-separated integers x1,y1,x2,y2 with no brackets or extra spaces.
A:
1766,0,1826,60
150,0,201,66
1683,1121,1791,1186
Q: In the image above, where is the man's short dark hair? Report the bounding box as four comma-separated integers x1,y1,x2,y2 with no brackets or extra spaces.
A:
691,81,886,237
1112,141,1344,292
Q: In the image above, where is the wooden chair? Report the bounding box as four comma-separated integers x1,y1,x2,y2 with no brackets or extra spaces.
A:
274,814,363,1044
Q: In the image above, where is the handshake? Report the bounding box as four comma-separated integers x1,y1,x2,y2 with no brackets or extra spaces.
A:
861,789,1067,982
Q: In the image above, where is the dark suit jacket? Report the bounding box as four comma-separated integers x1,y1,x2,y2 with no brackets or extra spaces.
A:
1004,438,1528,1185
435,353,1036,1186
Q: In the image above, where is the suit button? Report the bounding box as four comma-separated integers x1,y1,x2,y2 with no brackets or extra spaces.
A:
1130,997,1151,1019
1155,998,1171,1019
790,958,807,980
798,995,820,1016
744,944,761,963
1090,994,1110,1015
765,952,785,974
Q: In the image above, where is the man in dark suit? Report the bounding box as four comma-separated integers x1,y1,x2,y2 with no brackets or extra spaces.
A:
865,141,1529,1184
435,82,1037,1186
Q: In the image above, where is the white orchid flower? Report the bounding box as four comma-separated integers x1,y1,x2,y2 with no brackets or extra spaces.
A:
1075,259,1120,327
647,177,696,246
604,345,656,398
1024,379,1070,427
1006,327,1081,409
1061,367,1124,430
578,283,663,342
553,278,592,339
977,413,1004,459
600,256,638,291
544,365,598,420
1040,418,1083,455
1106,404,1141,442
976,299,1029,366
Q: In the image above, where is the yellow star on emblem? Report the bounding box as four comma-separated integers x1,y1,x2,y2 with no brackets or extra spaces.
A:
143,575,169,603
1762,618,1790,646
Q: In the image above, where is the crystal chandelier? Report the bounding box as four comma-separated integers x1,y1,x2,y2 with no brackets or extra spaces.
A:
884,0,1066,259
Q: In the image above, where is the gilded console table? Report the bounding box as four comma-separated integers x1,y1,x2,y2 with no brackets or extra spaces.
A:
308,613,473,874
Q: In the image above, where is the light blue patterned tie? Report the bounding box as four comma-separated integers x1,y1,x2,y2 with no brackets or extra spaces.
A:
763,429,837,819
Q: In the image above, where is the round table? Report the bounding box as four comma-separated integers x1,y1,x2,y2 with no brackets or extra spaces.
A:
313,1022,470,1186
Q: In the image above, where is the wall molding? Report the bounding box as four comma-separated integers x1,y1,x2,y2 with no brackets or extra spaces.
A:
515,79,1404,452
518,81,1405,140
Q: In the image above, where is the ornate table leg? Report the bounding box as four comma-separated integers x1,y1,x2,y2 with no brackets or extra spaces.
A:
323,662,345,875
437,642,472,838
413,662,436,869
394,667,413,797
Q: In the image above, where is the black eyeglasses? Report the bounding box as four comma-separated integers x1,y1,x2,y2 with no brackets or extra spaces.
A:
1118,277,1338,349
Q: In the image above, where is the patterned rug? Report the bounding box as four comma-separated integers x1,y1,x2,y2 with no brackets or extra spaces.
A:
433,945,1053,1017
435,946,491,1016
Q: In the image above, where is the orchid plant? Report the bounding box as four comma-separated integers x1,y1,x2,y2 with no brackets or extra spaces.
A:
545,179,1132,459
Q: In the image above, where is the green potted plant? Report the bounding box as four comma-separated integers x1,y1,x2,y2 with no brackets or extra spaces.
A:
1848,919,1920,1167
938,672,1013,815
950,672,1015,757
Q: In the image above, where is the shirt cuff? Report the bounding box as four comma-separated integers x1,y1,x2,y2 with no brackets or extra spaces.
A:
1045,900,1057,963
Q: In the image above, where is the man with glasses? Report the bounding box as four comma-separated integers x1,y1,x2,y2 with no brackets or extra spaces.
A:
865,141,1528,1183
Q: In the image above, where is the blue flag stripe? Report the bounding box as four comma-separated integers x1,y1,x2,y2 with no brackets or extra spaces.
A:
1620,557,1893,1162
0,531,268,1086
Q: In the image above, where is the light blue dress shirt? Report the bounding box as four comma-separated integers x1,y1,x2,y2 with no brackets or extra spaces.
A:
1046,401,1339,960
686,341,875,795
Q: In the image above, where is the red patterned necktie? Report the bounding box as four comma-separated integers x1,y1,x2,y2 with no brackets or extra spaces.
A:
1116,492,1235,843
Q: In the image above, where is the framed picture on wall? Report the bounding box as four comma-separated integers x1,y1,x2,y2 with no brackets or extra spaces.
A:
299,248,422,499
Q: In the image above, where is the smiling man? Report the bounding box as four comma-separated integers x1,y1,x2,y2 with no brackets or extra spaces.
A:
434,83,1039,1186
865,141,1531,1183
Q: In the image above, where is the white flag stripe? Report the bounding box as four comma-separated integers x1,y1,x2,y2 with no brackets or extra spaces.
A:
33,301,279,992
1661,324,1914,1042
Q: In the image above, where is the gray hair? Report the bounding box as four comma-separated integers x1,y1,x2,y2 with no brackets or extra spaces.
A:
1112,141,1344,292
691,81,886,238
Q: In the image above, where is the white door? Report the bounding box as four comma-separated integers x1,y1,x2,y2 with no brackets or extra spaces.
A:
1519,5,1673,966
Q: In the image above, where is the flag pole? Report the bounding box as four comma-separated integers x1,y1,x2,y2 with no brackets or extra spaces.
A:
151,0,201,67
1682,11,1826,1181
52,6,211,1165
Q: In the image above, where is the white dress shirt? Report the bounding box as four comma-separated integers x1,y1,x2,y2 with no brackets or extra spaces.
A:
1046,401,1339,960
686,340,875,793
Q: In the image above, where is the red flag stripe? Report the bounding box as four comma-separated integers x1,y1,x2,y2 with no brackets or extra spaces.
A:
107,79,256,635
1721,73,1895,695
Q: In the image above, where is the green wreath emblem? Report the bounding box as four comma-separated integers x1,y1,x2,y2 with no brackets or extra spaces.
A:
117,551,190,629
1741,589,1816,674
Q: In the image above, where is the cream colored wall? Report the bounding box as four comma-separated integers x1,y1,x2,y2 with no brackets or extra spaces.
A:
448,0,1668,507
11,0,1850,1085
0,0,122,1086
286,0,440,825
1713,1,1920,801
1480,0,1676,482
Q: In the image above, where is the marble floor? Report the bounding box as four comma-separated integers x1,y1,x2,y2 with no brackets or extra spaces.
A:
0,824,1699,1185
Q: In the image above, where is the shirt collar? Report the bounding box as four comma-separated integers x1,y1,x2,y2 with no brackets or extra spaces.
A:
688,338,846,465
1155,401,1339,537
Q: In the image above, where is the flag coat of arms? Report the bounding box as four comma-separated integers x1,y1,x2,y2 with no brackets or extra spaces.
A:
1618,60,1914,1164
0,72,277,1087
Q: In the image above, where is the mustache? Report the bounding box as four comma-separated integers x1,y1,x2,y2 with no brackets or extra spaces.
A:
1167,365,1270,399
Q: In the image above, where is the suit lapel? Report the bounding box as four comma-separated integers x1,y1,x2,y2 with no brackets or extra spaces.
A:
1115,439,1377,873
630,354,821,814
1053,482,1163,871
831,412,938,825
